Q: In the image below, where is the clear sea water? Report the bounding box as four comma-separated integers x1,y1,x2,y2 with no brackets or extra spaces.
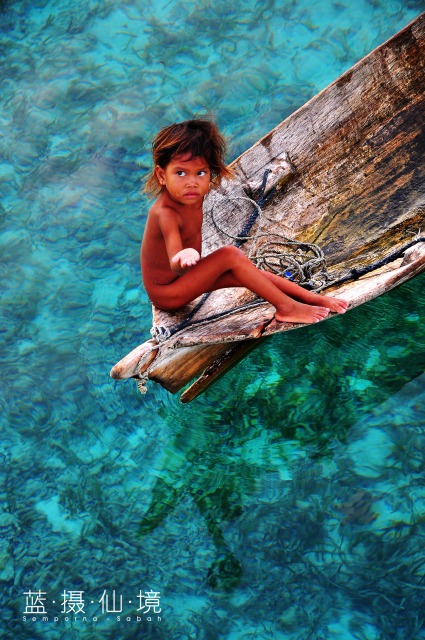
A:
1,0,425,638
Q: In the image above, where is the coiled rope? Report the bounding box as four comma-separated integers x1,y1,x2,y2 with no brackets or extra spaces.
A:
209,196,331,290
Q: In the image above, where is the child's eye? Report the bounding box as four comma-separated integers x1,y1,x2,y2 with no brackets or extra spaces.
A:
198,170,207,176
177,170,186,176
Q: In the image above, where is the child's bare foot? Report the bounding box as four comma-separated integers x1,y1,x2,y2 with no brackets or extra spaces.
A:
302,291,348,314
319,296,348,314
274,301,330,324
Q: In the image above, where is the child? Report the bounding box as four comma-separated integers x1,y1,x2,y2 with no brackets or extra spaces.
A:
141,119,348,323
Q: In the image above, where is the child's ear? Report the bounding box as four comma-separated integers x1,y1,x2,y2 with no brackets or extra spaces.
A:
155,165,165,186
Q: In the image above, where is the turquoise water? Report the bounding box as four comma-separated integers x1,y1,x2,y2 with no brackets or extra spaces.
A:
1,0,425,637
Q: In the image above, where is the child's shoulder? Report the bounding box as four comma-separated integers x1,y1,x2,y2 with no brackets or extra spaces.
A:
148,197,180,224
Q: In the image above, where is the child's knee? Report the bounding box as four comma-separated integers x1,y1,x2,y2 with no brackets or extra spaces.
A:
218,245,244,263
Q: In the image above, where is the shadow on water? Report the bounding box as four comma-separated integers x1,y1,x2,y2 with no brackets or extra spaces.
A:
136,274,425,614
130,288,425,637
190,274,425,451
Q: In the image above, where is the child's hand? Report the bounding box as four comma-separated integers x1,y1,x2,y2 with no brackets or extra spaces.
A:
171,248,201,271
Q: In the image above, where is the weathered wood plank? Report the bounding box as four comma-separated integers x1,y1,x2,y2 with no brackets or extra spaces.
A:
147,342,229,394
179,340,262,404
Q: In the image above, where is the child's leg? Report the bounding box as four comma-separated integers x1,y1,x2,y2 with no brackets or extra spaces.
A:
149,246,342,323
260,271,348,314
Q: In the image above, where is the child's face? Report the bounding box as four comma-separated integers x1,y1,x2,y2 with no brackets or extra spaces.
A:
155,154,211,205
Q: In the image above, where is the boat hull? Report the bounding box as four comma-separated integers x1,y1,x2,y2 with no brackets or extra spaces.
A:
111,13,425,402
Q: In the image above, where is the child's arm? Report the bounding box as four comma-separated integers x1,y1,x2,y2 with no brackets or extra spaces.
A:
158,209,200,274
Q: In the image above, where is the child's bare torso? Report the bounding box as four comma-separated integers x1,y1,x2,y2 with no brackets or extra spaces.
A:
141,193,203,295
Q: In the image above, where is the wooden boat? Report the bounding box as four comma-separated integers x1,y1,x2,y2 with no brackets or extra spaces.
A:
111,13,425,403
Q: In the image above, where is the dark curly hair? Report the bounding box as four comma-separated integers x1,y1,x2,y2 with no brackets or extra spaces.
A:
144,118,233,197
